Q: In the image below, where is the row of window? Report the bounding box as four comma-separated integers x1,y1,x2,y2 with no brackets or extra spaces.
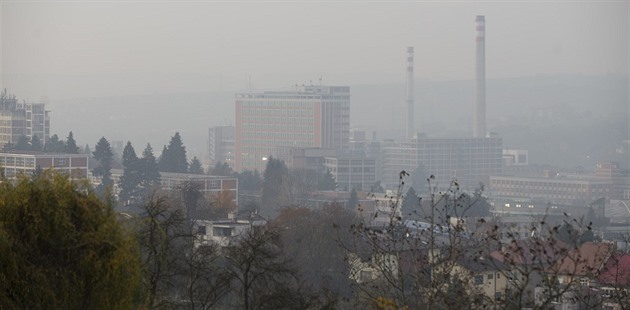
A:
241,124,314,131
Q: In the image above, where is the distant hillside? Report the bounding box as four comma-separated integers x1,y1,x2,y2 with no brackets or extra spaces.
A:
50,75,627,168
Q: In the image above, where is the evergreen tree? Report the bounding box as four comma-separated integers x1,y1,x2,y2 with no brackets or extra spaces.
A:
1,141,14,152
261,157,290,218
84,143,91,155
92,137,114,196
64,131,79,154
210,161,233,176
188,157,204,174
30,135,43,152
346,188,359,211
44,134,66,153
237,169,262,191
139,143,161,194
318,168,337,191
119,142,141,203
401,186,421,220
159,132,188,173
411,164,429,194
15,135,30,151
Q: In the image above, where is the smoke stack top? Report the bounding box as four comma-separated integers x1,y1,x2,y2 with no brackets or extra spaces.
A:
474,15,486,138
406,46,415,140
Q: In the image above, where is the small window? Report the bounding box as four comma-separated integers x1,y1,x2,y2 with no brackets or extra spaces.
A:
495,292,502,300
487,274,493,279
197,225,206,235
496,273,500,279
474,275,484,285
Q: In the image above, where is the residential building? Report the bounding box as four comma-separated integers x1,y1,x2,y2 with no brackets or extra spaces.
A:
208,125,235,169
0,152,89,179
235,85,350,172
194,215,267,248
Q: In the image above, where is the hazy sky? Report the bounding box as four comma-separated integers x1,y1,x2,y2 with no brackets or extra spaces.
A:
1,0,628,100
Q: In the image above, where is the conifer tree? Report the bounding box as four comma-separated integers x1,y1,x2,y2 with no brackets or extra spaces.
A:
31,135,43,152
139,143,161,194
119,141,141,203
44,134,66,153
159,132,188,173
64,131,79,154
188,156,204,174
347,188,359,211
92,137,114,196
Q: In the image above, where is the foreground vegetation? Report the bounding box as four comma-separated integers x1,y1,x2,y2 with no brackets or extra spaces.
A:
1,169,629,309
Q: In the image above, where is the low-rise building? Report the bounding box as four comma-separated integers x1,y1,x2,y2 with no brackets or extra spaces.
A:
0,152,89,179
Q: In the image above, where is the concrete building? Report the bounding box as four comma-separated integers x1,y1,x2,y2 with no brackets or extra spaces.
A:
490,162,625,206
503,149,528,167
0,152,89,179
235,85,350,172
0,94,50,148
324,156,377,191
208,125,235,169
380,136,503,191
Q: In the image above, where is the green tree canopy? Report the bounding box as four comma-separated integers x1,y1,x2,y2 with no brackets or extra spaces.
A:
188,156,204,174
261,157,290,218
31,135,43,152
0,171,142,309
65,131,79,154
159,132,188,173
401,186,421,220
14,135,30,151
44,134,66,153
92,137,114,196
119,141,141,203
139,143,161,195
210,161,233,176
236,169,262,191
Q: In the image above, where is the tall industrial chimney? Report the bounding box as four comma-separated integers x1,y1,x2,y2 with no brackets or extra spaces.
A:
406,46,415,140
474,15,486,138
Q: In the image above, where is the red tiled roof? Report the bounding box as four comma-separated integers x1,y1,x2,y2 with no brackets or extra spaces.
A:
547,242,615,277
597,252,630,286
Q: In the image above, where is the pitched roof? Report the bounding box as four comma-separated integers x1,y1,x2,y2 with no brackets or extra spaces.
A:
490,238,570,267
597,252,630,286
547,242,615,277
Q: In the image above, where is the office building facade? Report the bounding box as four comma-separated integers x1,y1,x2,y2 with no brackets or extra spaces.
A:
208,126,235,169
380,137,503,191
235,85,350,172
0,94,50,148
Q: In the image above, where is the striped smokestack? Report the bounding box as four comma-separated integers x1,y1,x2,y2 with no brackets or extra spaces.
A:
474,15,486,138
406,46,415,140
